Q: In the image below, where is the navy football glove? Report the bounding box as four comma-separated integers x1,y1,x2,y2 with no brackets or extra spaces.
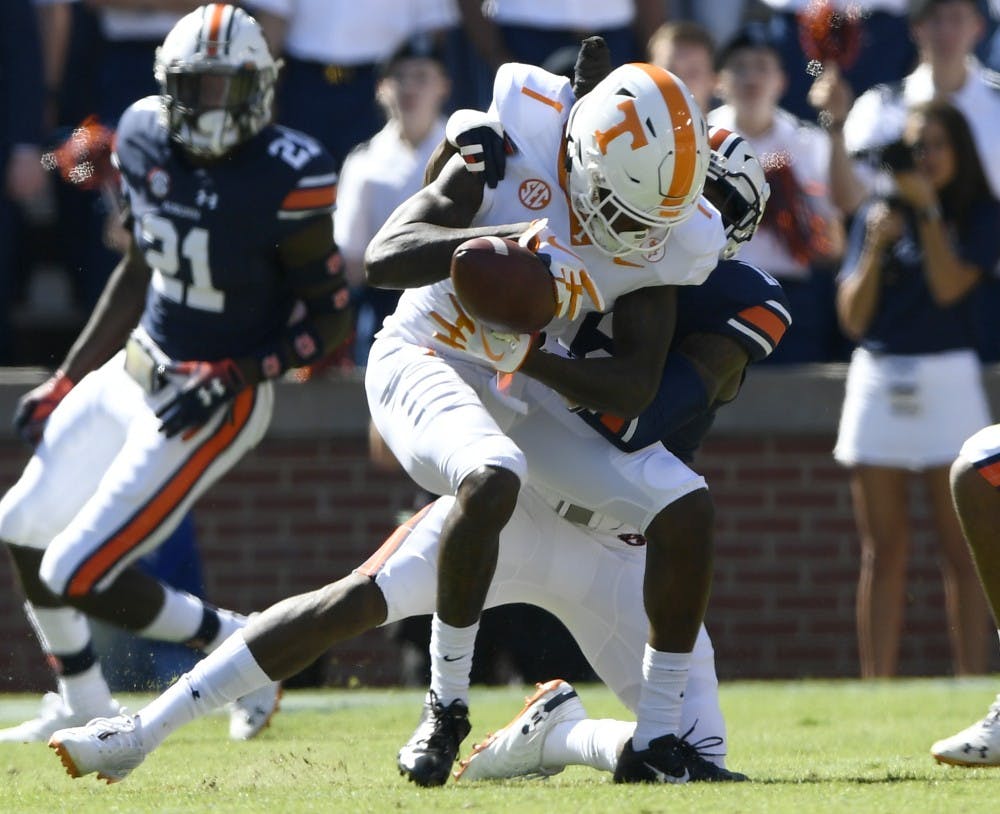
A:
445,110,510,189
156,359,245,438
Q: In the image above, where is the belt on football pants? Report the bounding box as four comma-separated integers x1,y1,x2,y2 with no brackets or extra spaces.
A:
123,329,169,394
544,496,626,533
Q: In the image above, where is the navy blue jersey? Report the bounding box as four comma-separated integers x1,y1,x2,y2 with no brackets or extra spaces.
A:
114,97,338,361
569,259,791,460
839,198,1000,356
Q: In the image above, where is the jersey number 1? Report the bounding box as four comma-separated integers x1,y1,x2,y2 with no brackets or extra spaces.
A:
142,214,224,312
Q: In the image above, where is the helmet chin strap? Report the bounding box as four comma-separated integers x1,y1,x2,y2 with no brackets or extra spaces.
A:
184,109,233,157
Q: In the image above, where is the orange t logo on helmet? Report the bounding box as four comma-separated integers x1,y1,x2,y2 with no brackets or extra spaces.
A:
594,101,649,155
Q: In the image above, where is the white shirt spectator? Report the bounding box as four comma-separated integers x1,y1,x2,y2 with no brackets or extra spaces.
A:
486,0,634,29
709,105,836,280
334,117,447,285
246,0,457,65
844,57,1000,197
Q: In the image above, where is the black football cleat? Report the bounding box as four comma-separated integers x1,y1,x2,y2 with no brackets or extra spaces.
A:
613,726,749,784
397,690,471,787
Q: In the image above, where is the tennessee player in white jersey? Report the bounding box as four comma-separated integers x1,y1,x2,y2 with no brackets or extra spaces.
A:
363,58,739,787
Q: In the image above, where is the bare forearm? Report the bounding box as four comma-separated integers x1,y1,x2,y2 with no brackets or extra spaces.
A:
827,130,868,217
836,246,882,341
918,216,981,306
61,253,148,379
520,348,659,416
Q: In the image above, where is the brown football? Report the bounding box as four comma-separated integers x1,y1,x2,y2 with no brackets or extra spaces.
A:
450,236,557,333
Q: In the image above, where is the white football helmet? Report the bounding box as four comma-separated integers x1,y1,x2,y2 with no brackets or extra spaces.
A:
705,127,770,259
565,63,709,258
154,4,280,158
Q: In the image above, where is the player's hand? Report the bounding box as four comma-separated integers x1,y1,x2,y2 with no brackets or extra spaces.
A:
572,36,612,98
12,371,74,447
156,359,245,438
439,318,538,374
518,219,606,320
445,109,510,189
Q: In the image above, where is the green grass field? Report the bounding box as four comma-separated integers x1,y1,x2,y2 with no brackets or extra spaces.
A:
2,678,1000,813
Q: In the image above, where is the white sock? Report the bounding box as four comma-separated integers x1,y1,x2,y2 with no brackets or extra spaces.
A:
204,608,247,653
57,663,114,717
632,644,690,751
24,602,89,654
137,631,270,751
138,589,246,653
542,719,635,773
429,614,478,705
24,603,113,715
139,589,207,642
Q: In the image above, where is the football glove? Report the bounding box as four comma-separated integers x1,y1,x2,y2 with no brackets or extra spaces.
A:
445,109,510,189
518,219,606,320
156,359,245,438
12,371,74,447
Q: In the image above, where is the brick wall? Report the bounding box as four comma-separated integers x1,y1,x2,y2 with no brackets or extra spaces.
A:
0,367,994,692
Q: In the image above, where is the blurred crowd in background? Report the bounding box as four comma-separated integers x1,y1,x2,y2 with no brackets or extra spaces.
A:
3,0,999,370
4,0,1000,689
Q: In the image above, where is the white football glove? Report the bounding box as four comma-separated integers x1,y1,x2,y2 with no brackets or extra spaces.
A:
430,301,536,374
518,219,606,320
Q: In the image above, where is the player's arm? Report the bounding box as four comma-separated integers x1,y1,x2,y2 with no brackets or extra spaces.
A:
364,155,532,289
13,235,150,445
520,284,676,417
241,216,352,386
577,333,750,451
60,235,150,381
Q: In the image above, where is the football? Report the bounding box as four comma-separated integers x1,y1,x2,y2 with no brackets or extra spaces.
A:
450,236,557,333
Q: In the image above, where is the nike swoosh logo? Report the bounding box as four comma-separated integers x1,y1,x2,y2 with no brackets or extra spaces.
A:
644,762,689,783
442,654,464,662
478,327,505,362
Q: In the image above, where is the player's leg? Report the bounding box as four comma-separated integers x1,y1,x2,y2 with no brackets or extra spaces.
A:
0,364,130,741
850,465,911,678
366,338,526,786
37,366,278,739
924,463,991,675
931,431,1000,765
48,499,449,782
457,490,728,780
505,400,739,782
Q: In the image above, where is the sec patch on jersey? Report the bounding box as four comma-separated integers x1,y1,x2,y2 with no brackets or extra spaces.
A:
450,236,556,333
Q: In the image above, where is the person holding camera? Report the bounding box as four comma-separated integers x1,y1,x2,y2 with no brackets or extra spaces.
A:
833,99,1000,678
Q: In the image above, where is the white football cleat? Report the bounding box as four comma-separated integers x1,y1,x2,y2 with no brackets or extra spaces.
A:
48,713,147,784
932,695,1000,766
455,679,586,781
0,692,119,744
228,680,282,740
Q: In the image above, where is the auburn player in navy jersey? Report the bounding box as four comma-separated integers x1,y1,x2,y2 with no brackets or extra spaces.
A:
45,122,779,786
0,4,350,745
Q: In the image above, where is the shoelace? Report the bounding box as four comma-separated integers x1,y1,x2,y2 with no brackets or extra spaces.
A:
983,696,1000,726
674,721,726,761
419,692,466,751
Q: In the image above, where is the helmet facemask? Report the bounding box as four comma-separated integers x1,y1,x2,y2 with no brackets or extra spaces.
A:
154,5,279,159
159,62,275,158
704,128,770,259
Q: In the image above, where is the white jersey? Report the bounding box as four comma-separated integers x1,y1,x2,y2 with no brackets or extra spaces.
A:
379,63,725,365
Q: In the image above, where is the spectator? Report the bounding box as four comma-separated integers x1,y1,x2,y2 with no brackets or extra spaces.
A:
2,0,48,364
754,1,916,121
665,0,748,52
709,22,849,363
646,20,718,114
335,37,451,366
833,100,998,678
455,0,665,108
246,0,456,170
